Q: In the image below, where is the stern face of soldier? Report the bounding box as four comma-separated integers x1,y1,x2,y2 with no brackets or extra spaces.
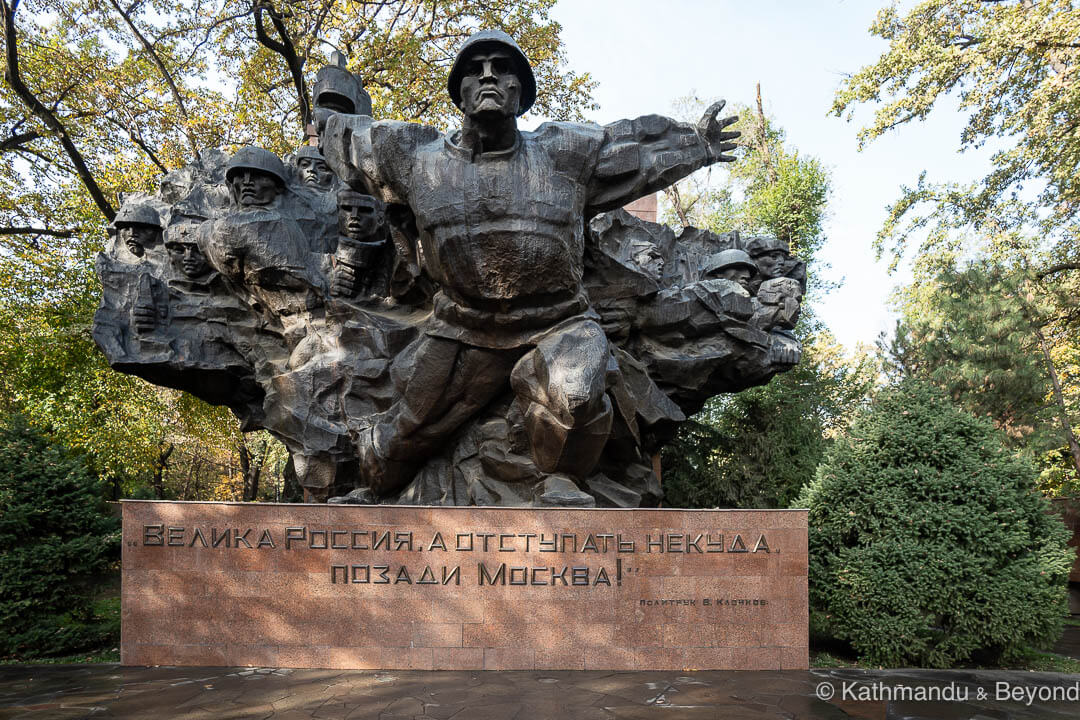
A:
167,240,210,278
230,170,281,207
118,224,160,258
755,250,786,278
338,200,381,240
297,157,334,189
458,50,522,120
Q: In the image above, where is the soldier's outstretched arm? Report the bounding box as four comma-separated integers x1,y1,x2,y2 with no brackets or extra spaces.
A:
584,100,739,215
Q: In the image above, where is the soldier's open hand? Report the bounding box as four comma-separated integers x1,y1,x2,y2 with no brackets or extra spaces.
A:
697,100,739,163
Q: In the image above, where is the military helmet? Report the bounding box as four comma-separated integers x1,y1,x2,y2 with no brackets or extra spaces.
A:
294,145,324,161
447,29,536,116
225,146,287,186
109,202,162,233
743,234,789,257
165,219,202,243
703,248,757,277
314,53,372,116
338,188,385,212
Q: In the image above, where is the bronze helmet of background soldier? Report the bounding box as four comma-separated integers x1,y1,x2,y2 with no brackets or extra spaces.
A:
225,147,288,208
109,203,163,259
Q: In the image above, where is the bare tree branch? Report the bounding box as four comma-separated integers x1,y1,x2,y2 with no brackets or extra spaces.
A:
181,8,255,67
302,0,336,63
1038,261,1080,279
13,144,64,169
663,183,692,228
107,0,200,162
102,113,169,173
0,128,39,151
0,225,76,237
253,0,312,128
754,83,776,184
1,0,115,220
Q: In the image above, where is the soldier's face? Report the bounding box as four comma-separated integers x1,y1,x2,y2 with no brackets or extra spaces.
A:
719,266,752,289
756,250,786,278
339,200,381,238
459,49,521,119
230,169,280,207
297,157,334,188
118,224,160,257
167,239,209,278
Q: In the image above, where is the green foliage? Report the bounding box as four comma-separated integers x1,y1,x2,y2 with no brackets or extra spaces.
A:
889,261,1050,432
0,415,120,659
832,0,1080,263
886,256,1080,493
802,379,1072,668
838,1,1080,496
664,335,876,508
663,99,831,287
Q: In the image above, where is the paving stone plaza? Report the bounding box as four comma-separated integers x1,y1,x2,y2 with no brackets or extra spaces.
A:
3,665,1080,719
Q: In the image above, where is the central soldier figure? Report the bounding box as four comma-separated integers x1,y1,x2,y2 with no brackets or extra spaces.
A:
318,30,739,500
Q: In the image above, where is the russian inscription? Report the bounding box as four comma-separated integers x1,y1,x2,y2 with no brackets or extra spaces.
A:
139,523,776,592
122,502,808,671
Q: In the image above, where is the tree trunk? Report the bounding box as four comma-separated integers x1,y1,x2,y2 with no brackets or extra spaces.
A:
662,183,692,228
1035,326,1080,477
238,438,265,502
754,83,777,184
152,441,174,499
1,0,117,220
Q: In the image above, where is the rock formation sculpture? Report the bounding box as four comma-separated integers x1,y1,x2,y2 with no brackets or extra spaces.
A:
94,30,805,507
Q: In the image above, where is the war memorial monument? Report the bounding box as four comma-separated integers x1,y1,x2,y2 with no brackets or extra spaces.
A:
96,30,809,671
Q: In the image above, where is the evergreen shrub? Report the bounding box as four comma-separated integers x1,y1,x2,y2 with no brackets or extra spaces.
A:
0,416,120,658
800,380,1073,667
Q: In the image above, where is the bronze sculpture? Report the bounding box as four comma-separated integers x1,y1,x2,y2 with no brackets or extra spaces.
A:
94,30,805,507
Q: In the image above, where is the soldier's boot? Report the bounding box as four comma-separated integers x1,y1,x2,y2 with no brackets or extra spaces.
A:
354,425,418,499
522,394,613,479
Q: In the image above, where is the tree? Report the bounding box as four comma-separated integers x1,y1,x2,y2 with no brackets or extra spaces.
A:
661,89,830,287
0,414,120,658
884,256,1080,492
836,0,1080,495
801,379,1073,667
832,0,1080,269
0,0,594,497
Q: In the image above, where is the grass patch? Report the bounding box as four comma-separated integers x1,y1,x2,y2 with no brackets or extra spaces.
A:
1005,648,1080,673
811,627,1080,672
811,650,857,669
0,647,120,665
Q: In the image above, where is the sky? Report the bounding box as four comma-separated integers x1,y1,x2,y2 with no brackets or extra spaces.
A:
542,0,996,351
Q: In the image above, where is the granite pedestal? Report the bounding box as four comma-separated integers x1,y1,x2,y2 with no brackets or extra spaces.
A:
121,501,808,671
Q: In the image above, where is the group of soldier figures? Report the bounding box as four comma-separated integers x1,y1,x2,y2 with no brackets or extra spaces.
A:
93,30,806,507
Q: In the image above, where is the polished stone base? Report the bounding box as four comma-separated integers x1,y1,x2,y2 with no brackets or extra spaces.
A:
121,501,808,670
